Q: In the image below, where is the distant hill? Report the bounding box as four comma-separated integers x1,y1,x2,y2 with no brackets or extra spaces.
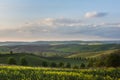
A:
0,44,120,58
67,49,118,58
0,53,83,66
0,42,120,66
0,40,120,46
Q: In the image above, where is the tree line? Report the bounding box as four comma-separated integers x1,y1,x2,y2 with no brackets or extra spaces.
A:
8,57,28,66
7,49,120,68
7,57,86,69
88,50,120,67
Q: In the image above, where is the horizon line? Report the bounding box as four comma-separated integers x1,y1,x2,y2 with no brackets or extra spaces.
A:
0,39,120,42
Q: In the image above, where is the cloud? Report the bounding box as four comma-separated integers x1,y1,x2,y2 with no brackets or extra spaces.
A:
89,22,120,27
34,18,83,27
85,12,108,18
0,18,120,41
100,22,120,27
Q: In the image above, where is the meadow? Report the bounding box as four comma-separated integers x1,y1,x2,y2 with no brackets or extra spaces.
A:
0,66,120,80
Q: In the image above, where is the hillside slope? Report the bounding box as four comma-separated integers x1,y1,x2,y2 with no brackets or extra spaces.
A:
67,49,119,58
0,44,120,58
0,54,84,66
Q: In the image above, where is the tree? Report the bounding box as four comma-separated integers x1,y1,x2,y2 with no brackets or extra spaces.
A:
41,61,48,67
87,58,95,67
80,63,85,68
73,65,79,69
58,62,64,67
95,60,105,67
65,63,71,68
50,62,57,67
8,57,17,65
95,50,120,67
20,57,28,66
10,51,13,54
87,62,93,67
105,51,120,67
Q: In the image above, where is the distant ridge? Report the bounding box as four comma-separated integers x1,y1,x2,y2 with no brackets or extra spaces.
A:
0,40,120,46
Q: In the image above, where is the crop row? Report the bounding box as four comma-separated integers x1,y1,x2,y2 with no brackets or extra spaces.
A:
0,66,120,80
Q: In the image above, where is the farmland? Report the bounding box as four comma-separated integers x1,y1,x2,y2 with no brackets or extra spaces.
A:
0,44,120,58
0,42,120,80
0,53,85,66
0,66,120,80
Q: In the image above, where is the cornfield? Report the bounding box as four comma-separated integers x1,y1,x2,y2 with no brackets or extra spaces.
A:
0,66,120,80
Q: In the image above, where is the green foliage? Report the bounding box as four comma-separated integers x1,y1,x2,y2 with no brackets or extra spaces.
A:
65,63,71,68
95,60,105,67
20,57,28,66
73,65,79,69
41,61,48,67
0,44,120,58
8,57,17,65
58,62,64,67
80,63,85,68
52,44,120,53
0,66,120,80
50,62,57,67
10,51,13,54
93,50,120,67
105,50,120,67
0,53,84,67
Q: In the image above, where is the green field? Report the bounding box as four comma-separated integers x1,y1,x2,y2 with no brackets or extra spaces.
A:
0,54,85,66
67,49,118,58
0,44,120,58
51,44,120,53
0,66,120,80
0,44,119,67
0,44,120,80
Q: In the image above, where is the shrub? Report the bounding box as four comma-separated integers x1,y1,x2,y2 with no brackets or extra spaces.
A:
80,63,85,68
20,57,28,66
65,63,71,68
50,62,57,67
73,65,79,69
58,62,64,67
41,61,48,67
8,57,17,65
105,51,120,67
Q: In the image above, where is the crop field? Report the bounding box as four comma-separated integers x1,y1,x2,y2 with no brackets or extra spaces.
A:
0,66,120,80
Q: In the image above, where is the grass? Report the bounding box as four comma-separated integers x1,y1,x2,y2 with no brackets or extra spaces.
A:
51,44,120,53
0,65,120,80
67,49,118,58
0,53,85,66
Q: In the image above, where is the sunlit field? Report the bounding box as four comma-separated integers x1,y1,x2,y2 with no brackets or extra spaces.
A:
0,66,120,80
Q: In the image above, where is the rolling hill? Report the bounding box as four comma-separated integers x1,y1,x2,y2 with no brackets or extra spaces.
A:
67,49,119,58
0,44,120,58
0,41,120,67
0,53,85,66
0,40,120,46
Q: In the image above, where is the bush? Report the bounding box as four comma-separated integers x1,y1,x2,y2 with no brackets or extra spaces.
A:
58,62,64,67
41,61,48,67
50,62,57,67
65,63,71,68
8,57,17,65
95,50,120,67
73,65,79,69
10,51,13,54
20,57,28,66
80,63,85,68
95,60,105,67
105,51,120,67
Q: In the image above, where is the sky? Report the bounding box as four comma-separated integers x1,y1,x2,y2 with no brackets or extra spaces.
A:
0,0,120,41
